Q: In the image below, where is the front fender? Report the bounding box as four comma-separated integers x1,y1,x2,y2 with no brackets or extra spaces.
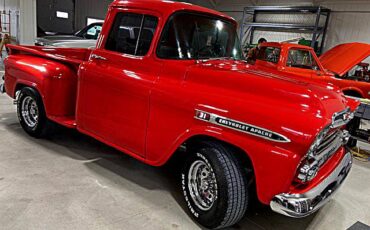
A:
153,123,302,205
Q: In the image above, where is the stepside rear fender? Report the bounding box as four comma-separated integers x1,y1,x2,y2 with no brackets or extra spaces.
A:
4,54,78,117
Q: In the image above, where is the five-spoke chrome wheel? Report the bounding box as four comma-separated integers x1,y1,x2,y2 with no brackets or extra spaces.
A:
21,96,39,129
188,159,218,211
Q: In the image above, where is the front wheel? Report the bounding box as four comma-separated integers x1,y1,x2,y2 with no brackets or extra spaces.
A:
181,141,249,229
17,87,52,138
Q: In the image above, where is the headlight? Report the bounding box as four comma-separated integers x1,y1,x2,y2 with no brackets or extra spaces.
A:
296,108,354,184
297,160,319,182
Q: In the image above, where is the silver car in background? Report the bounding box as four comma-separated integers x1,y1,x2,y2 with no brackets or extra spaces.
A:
35,23,103,48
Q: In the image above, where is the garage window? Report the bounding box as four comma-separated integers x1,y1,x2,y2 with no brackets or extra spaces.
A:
105,13,158,56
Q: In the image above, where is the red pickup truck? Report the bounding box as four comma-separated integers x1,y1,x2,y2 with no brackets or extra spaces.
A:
255,42,370,98
0,0,359,229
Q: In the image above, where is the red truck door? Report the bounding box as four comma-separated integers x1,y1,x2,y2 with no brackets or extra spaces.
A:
77,11,160,157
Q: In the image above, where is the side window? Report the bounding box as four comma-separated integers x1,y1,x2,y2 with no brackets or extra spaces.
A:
105,13,158,56
287,49,319,70
256,46,281,63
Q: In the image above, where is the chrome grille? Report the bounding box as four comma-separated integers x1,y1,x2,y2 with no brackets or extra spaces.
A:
296,107,355,183
297,129,344,183
312,129,343,168
315,130,338,154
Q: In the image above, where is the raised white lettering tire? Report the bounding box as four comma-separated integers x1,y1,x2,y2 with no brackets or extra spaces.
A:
181,141,249,229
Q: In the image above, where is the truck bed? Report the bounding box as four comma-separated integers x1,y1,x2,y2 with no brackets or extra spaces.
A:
7,44,92,65
4,45,91,128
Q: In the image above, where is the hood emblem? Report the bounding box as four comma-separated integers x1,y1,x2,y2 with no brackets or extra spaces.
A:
195,110,290,143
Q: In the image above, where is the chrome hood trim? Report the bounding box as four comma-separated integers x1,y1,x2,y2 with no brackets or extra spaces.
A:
195,110,291,143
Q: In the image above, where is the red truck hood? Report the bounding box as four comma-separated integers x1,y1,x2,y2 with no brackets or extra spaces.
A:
186,60,354,147
320,43,370,77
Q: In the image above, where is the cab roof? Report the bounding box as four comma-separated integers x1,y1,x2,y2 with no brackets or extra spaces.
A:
261,42,313,50
111,0,234,22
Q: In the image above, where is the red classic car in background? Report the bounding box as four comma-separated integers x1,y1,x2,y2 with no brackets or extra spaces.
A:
255,42,370,98
0,0,360,229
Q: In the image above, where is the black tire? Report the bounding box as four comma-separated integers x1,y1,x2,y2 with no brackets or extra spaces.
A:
17,87,52,138
181,141,249,229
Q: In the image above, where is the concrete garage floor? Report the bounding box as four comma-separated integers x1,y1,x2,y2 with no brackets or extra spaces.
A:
0,85,370,230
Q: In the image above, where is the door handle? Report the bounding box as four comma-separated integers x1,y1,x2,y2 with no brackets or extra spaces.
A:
91,54,107,61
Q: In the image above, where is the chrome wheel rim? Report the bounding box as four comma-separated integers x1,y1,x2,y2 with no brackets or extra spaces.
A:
21,96,39,128
188,158,218,211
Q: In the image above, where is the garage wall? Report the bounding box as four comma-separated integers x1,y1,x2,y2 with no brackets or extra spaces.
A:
6,0,37,45
210,0,370,51
19,0,37,45
74,0,215,31
322,1,370,50
74,0,112,30
37,0,75,34
3,0,20,43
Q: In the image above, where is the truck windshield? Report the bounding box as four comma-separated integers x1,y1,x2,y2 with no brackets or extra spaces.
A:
157,12,242,60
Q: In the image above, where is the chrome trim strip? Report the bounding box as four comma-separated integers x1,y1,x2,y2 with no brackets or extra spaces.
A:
194,110,291,143
270,150,352,218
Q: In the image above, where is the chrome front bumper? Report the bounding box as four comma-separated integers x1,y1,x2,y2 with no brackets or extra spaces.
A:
270,150,352,218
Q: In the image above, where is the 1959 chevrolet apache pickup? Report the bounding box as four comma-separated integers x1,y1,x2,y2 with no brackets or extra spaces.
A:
0,0,360,229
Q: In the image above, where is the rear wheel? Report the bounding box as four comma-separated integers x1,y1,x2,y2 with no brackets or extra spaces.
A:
181,141,249,229
17,87,52,138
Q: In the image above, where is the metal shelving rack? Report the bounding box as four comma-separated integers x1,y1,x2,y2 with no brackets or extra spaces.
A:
240,6,331,54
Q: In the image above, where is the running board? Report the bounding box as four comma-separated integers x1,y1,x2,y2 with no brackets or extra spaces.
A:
48,116,77,129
